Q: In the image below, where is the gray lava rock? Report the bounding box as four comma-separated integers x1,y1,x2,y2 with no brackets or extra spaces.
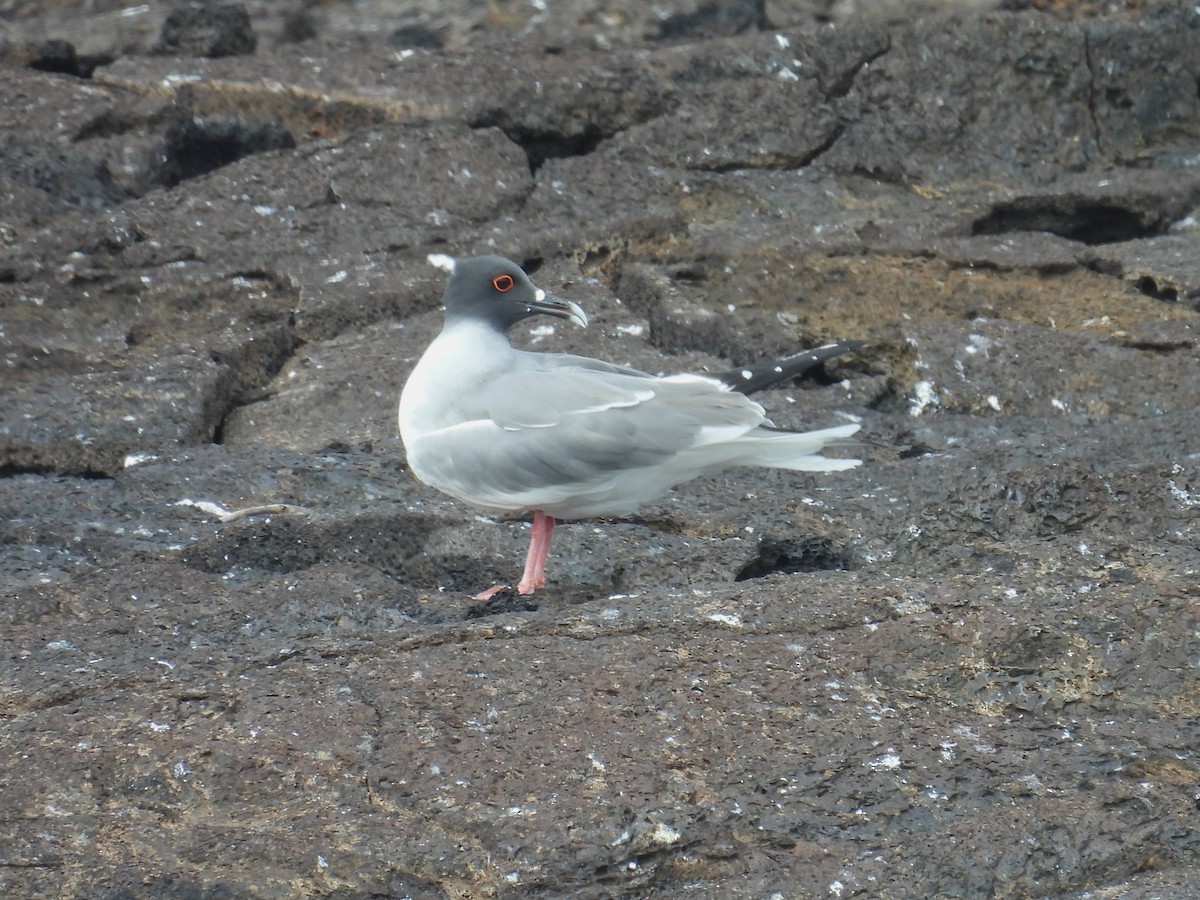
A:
154,2,258,58
155,112,296,187
656,0,769,41
1,1,1199,897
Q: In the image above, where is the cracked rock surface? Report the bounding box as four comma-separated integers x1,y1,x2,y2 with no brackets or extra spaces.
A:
2,1,1199,897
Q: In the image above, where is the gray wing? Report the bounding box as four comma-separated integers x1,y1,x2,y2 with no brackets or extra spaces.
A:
410,364,767,506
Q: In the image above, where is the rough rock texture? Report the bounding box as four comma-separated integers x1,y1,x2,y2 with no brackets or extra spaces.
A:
2,1,1199,897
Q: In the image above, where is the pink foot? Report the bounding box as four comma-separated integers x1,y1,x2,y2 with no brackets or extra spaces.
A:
471,584,511,601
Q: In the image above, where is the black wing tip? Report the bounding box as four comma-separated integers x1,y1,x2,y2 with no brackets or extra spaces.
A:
718,340,866,394
801,339,868,356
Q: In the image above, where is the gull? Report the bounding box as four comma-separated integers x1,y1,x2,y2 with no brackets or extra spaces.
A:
399,254,861,598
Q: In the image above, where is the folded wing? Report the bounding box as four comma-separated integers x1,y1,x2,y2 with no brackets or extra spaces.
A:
409,366,770,506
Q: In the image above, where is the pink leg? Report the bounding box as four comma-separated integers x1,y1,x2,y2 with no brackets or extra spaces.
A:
531,513,555,589
516,511,556,595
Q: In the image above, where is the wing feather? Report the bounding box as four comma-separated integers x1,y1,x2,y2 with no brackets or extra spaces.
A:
408,365,771,508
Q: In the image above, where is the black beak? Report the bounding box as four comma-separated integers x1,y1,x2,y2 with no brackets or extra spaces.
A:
526,288,588,327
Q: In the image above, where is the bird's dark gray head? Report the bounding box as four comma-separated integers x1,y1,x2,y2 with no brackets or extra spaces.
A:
431,254,588,331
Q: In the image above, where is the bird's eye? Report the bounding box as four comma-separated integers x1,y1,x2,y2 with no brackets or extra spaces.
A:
492,274,515,292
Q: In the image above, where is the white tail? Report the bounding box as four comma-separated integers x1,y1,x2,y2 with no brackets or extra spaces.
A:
736,423,862,471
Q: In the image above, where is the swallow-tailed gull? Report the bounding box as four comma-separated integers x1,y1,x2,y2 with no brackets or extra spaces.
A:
399,254,861,598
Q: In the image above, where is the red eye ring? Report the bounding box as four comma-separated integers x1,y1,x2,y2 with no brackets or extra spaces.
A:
492,274,515,292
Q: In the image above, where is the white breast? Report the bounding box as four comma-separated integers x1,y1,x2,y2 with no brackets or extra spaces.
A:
398,320,513,450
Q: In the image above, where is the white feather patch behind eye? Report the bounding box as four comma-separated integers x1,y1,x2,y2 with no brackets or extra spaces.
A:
427,253,456,273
